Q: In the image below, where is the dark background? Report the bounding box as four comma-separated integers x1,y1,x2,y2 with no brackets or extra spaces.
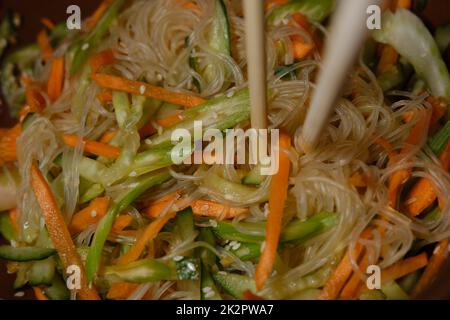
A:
0,0,449,300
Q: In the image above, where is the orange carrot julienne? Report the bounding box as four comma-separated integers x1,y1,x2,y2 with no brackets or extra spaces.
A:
191,200,249,220
377,45,398,75
47,57,65,102
116,211,177,265
411,240,449,297
255,132,291,291
319,228,374,300
387,108,432,209
156,112,184,128
428,96,448,129
396,0,412,9
89,49,116,74
63,134,121,159
91,73,206,108
37,30,53,62
69,197,110,234
107,282,139,300
112,215,134,235
349,171,368,188
405,141,450,216
99,130,117,144
145,192,249,220
85,0,113,30
8,208,20,234
41,18,55,30
291,36,314,61
30,163,100,300
0,124,21,166
381,252,428,285
97,90,113,103
340,252,370,299
33,287,49,300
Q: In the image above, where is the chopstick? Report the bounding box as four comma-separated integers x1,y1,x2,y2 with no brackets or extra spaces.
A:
243,0,268,129
300,0,382,152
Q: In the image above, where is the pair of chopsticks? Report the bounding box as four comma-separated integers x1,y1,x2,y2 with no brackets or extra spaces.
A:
244,0,382,151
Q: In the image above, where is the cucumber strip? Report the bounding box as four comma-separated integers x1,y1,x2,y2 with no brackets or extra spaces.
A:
198,228,222,300
241,166,265,185
381,281,410,300
212,271,256,299
0,245,56,262
267,0,335,25
428,120,450,156
0,214,16,242
104,257,200,283
435,21,450,53
28,257,55,286
44,275,70,300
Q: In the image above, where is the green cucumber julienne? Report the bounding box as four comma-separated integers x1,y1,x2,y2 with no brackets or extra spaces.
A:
0,245,56,262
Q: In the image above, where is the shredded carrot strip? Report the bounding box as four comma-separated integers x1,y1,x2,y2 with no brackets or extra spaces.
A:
37,30,53,62
33,287,49,300
0,124,21,166
191,200,249,219
427,96,448,133
97,90,113,103
243,290,264,300
405,141,450,216
8,208,20,234
145,192,249,220
30,163,100,300
41,18,55,30
349,171,368,188
99,130,117,144
85,0,113,30
291,36,315,61
340,252,370,299
63,134,121,159
255,133,291,291
89,49,116,74
156,112,184,128
112,215,134,236
411,240,449,297
116,211,177,265
381,252,428,284
47,57,65,102
396,0,412,9
377,45,398,75
91,73,206,108
69,197,110,234
387,108,432,209
107,282,139,300
319,228,373,299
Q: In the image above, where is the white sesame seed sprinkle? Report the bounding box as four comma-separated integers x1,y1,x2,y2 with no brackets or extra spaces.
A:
90,210,97,218
139,85,146,95
129,171,138,177
187,262,197,272
232,242,241,250
173,255,184,262
260,241,266,253
209,219,218,228
81,43,90,51
156,73,163,81
202,287,212,293
218,271,227,276
14,291,25,297
226,91,235,98
205,291,215,299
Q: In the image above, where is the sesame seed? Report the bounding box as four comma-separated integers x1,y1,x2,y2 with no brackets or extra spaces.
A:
282,18,289,25
14,291,25,297
226,91,235,98
90,210,97,218
156,73,163,81
217,271,227,276
202,287,212,293
129,171,137,177
260,241,266,253
173,255,184,262
209,219,218,228
201,204,209,212
229,241,237,247
139,85,146,95
232,242,241,250
187,262,197,272
81,43,90,51
205,291,215,299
